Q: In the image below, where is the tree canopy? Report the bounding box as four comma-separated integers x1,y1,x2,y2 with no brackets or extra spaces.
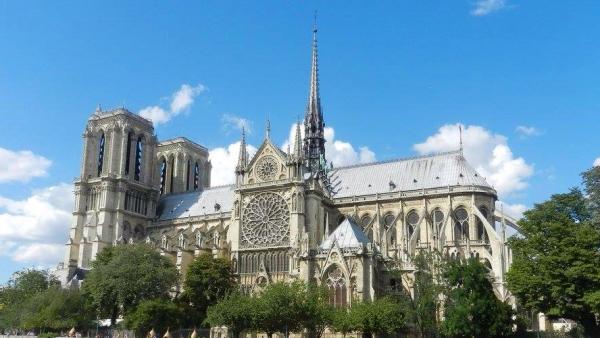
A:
507,186,600,335
124,299,183,336
81,244,179,326
181,253,236,324
441,258,514,338
204,291,255,338
0,269,62,331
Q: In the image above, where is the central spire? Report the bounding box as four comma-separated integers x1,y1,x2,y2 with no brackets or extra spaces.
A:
304,15,327,175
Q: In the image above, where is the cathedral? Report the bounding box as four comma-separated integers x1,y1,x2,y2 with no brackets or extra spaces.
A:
60,26,518,305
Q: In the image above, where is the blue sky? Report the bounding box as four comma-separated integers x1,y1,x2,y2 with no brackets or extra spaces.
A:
1,0,599,283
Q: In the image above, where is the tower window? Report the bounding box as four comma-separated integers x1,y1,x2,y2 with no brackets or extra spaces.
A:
194,162,199,190
186,160,191,191
134,136,143,181
159,158,167,195
125,132,133,175
97,133,105,176
169,157,175,193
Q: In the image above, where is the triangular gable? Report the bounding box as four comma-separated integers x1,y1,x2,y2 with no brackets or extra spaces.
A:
246,138,288,169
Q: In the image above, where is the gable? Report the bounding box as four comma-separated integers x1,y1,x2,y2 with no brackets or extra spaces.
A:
246,139,289,184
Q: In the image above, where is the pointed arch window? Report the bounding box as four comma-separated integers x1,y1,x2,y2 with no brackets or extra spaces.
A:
407,210,419,239
186,160,191,191
125,132,133,175
169,156,175,193
432,209,444,237
194,162,200,190
325,266,347,307
134,136,143,181
97,132,105,176
454,207,469,241
159,158,167,195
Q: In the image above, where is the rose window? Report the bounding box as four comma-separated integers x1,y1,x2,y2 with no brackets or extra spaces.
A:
241,193,290,247
256,156,278,181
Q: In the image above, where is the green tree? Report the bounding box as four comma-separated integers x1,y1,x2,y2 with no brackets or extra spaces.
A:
253,281,305,338
298,283,334,338
441,258,513,338
399,251,444,337
0,268,59,330
181,253,236,324
507,188,600,336
204,291,255,338
124,299,183,337
349,298,407,338
20,287,94,332
582,166,600,226
330,308,357,338
81,244,179,326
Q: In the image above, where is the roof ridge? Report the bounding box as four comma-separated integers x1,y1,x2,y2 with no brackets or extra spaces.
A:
332,150,462,171
159,184,235,198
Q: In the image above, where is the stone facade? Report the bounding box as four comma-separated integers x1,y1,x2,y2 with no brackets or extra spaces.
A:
60,27,519,305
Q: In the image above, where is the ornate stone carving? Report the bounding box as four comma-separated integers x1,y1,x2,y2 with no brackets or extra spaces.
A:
241,192,290,248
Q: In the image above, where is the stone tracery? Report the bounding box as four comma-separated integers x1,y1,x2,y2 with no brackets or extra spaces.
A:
241,192,290,248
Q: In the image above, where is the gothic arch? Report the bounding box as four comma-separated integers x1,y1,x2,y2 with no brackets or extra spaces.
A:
97,130,106,177
323,264,348,307
158,156,167,195
134,134,145,181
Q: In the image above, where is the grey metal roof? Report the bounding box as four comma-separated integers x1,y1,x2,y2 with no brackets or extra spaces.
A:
320,218,370,249
156,185,235,221
329,151,493,198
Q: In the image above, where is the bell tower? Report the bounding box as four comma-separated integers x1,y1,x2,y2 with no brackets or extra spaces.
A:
64,107,159,275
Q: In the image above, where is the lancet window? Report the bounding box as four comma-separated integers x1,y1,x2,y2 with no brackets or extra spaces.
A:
97,132,105,176
134,136,143,181
194,162,200,190
125,132,133,175
159,158,167,195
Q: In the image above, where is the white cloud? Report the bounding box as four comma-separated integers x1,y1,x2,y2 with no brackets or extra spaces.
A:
515,125,541,138
594,158,600,167
413,123,534,197
497,201,527,220
0,147,52,183
222,114,253,134
209,141,257,186
12,243,64,264
471,0,506,16
282,123,376,167
0,183,73,265
139,84,206,125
